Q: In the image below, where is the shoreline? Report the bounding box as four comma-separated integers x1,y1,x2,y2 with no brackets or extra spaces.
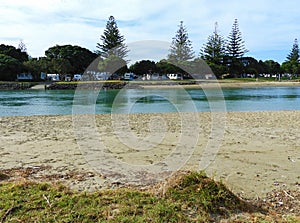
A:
0,111,299,199
1,80,300,90
141,80,300,89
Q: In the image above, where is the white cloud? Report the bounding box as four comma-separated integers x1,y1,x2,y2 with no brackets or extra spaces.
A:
0,0,299,62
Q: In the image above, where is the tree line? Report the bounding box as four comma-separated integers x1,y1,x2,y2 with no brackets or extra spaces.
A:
0,16,299,81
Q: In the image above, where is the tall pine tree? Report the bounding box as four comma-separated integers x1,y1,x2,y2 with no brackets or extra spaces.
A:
226,19,248,76
168,21,195,62
286,38,299,63
201,22,225,65
226,19,248,58
200,22,227,77
282,38,300,75
96,16,129,59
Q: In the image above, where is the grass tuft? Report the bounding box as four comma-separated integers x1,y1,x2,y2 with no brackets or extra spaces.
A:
0,171,298,222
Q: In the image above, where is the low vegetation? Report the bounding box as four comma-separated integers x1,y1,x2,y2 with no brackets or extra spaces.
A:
0,171,299,222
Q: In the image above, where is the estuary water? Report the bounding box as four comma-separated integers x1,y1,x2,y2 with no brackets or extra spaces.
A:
0,86,300,116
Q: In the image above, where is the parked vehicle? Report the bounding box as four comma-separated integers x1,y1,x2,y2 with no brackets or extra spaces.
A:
167,73,182,80
95,72,109,80
65,75,71,82
47,74,60,81
124,72,134,81
73,74,82,81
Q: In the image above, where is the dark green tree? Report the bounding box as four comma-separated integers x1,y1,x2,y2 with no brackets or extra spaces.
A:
264,60,281,75
129,60,158,76
96,16,129,59
97,54,127,74
45,44,97,74
167,21,195,62
0,44,29,62
201,22,226,65
286,38,299,63
200,22,227,77
282,38,300,76
226,19,248,59
0,54,24,81
52,58,73,78
258,60,267,74
225,19,248,77
23,58,43,80
156,59,183,74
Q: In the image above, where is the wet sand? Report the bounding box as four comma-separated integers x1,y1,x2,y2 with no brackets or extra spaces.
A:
0,111,299,198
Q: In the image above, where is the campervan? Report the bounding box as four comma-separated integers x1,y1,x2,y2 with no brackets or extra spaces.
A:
167,73,182,80
95,72,109,80
47,74,60,81
124,73,134,80
73,74,82,81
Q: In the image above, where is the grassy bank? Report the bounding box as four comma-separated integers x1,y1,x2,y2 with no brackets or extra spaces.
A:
0,171,299,222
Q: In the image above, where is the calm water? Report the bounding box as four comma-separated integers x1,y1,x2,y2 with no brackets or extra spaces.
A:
0,86,300,116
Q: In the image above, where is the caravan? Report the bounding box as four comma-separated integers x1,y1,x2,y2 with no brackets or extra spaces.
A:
167,73,182,80
47,74,60,81
124,72,134,81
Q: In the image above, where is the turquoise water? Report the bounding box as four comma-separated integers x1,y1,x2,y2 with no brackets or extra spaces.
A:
0,86,300,116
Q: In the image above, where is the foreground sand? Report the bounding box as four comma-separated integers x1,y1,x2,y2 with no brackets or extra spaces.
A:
0,111,299,199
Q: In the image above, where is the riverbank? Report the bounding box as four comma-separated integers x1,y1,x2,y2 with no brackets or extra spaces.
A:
0,82,35,90
142,80,300,89
45,79,300,90
1,79,300,90
0,111,299,200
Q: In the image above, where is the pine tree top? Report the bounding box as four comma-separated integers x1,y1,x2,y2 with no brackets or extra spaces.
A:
286,38,299,63
200,22,225,64
226,19,248,58
96,16,129,59
168,21,195,62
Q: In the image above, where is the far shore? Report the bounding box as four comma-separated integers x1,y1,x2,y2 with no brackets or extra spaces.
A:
41,79,300,90
1,79,300,90
141,80,300,89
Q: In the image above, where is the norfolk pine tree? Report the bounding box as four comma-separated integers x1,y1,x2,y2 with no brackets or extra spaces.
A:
226,19,248,76
282,38,300,76
201,22,225,64
96,16,129,59
200,22,227,77
168,21,195,62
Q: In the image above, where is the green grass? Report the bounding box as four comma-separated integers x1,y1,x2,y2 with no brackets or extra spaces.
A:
1,171,298,222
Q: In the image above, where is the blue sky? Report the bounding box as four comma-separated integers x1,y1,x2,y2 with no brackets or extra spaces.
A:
1,0,299,63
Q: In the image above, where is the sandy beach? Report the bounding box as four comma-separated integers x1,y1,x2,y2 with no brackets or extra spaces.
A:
0,111,299,199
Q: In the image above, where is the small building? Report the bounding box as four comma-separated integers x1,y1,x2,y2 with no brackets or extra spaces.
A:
17,73,33,81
